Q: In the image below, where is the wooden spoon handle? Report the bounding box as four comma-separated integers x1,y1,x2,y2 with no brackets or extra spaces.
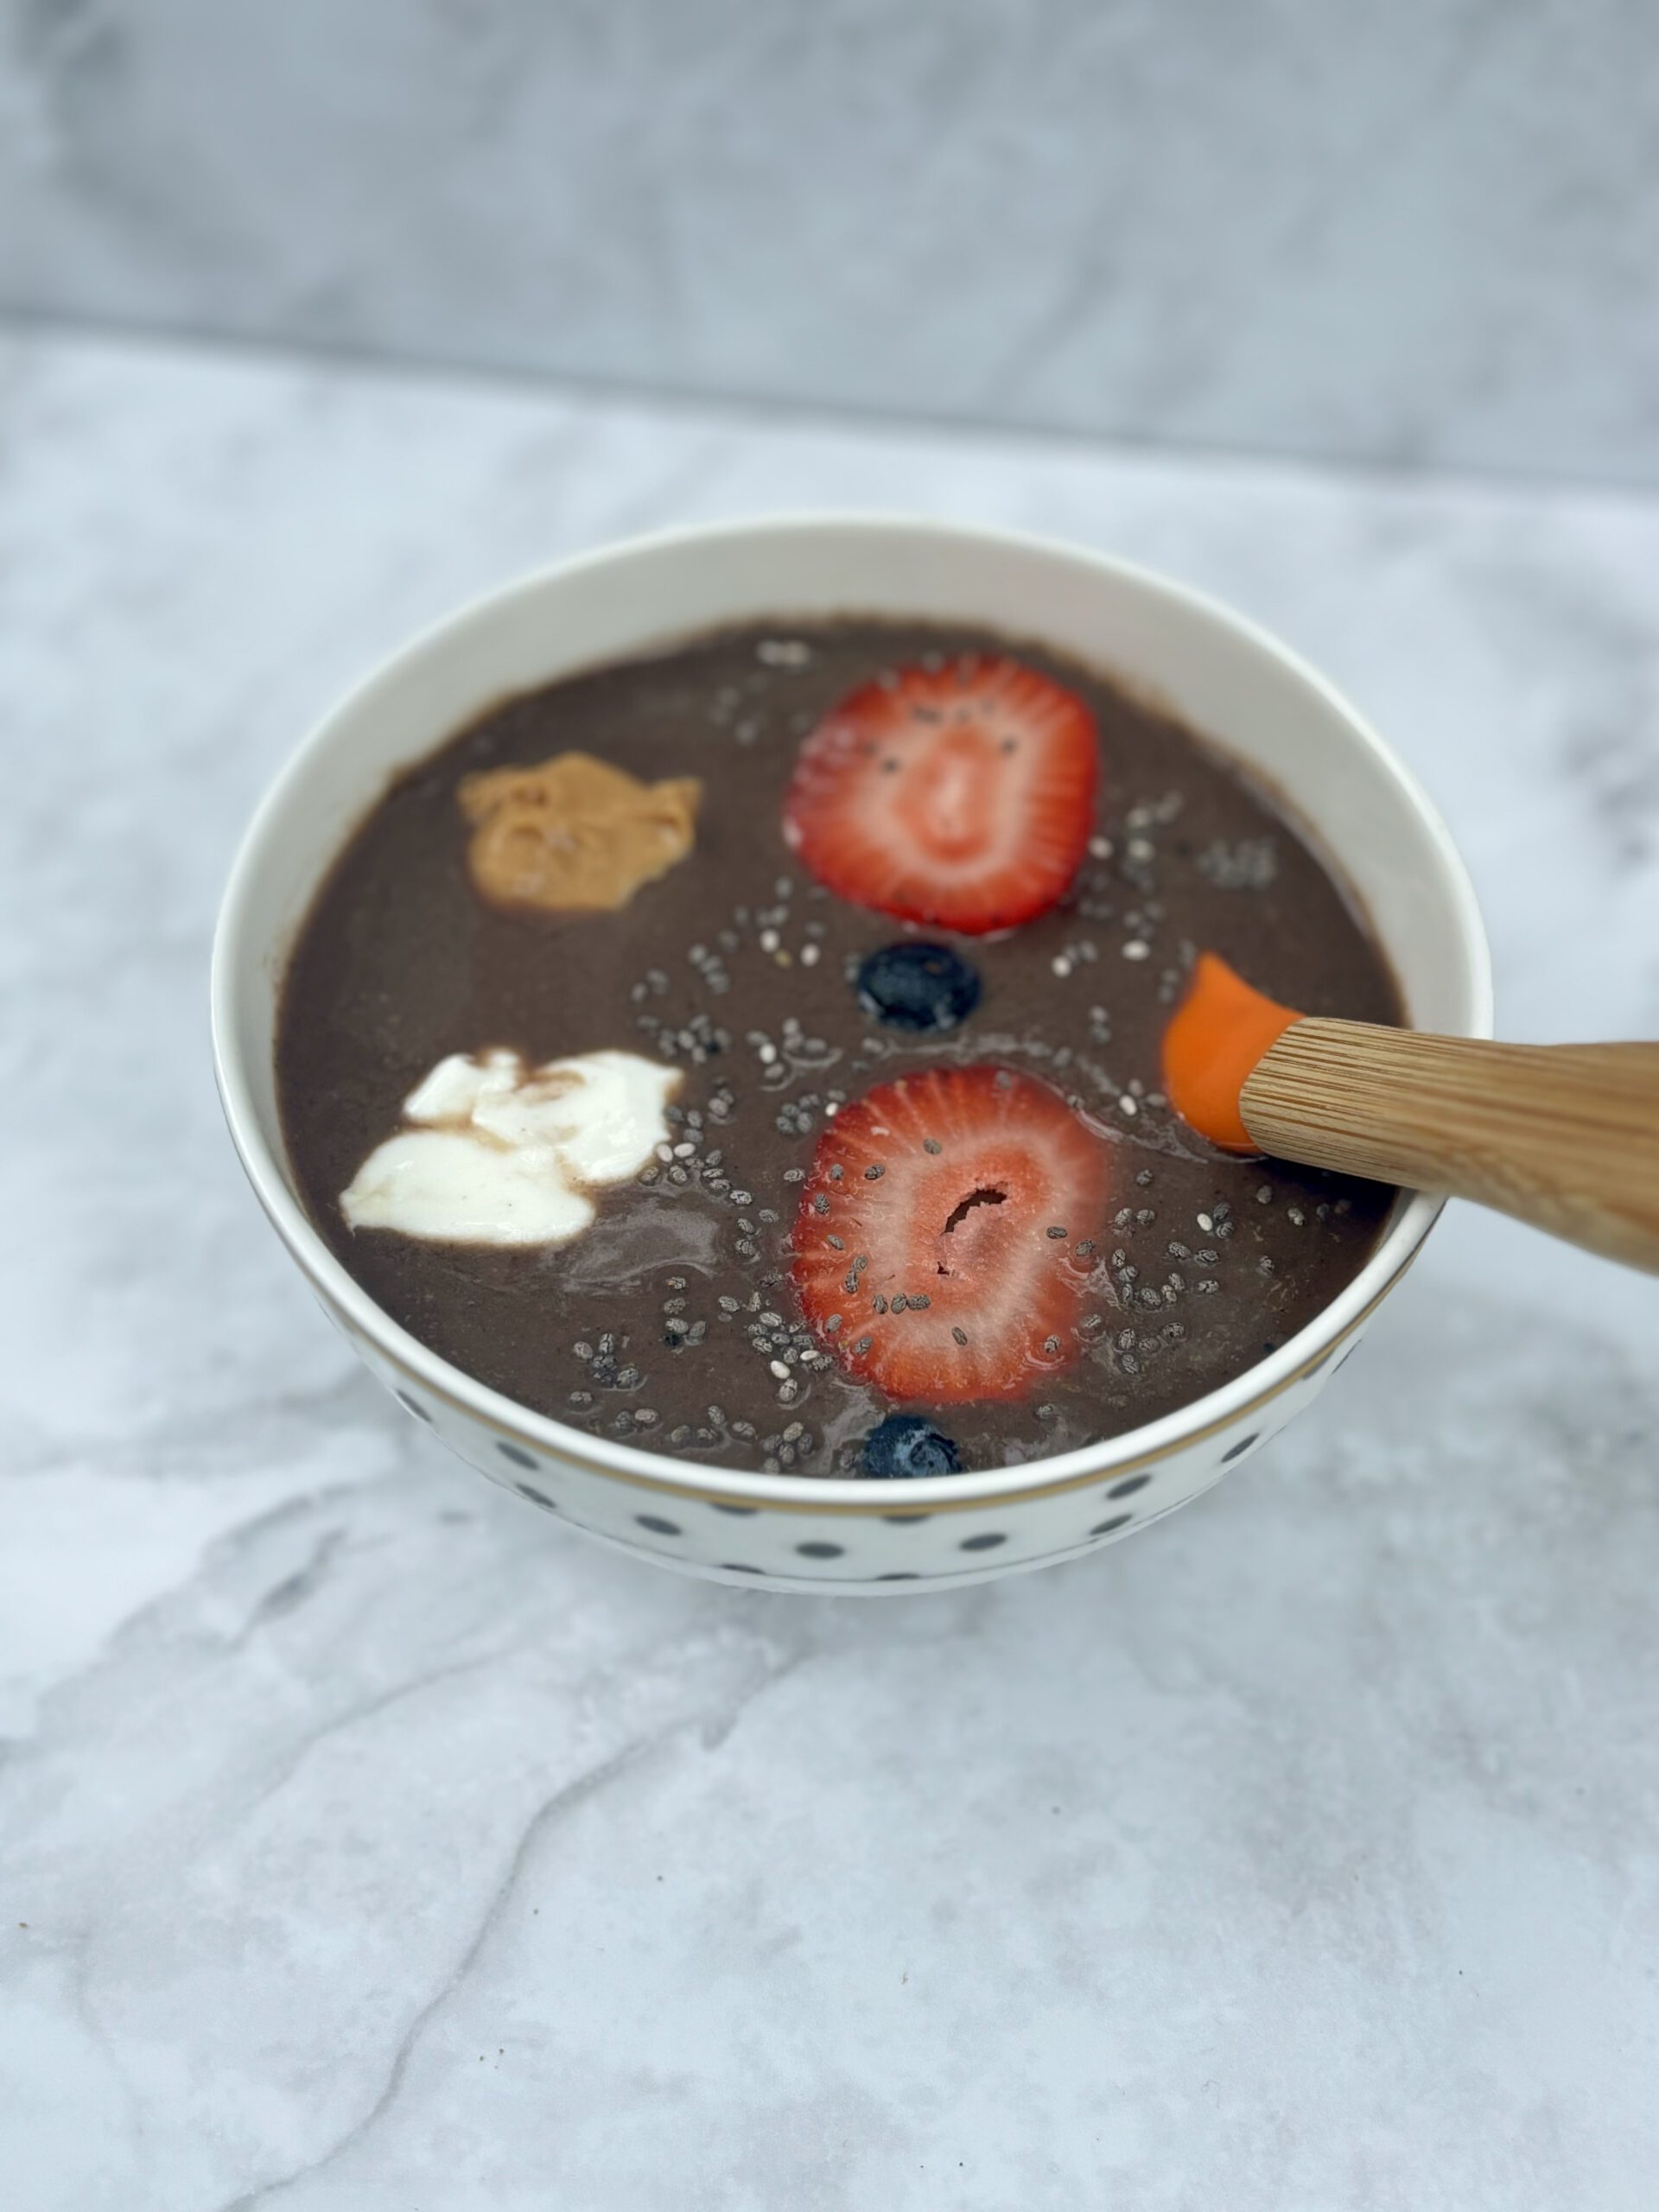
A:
1241,1022,1659,1274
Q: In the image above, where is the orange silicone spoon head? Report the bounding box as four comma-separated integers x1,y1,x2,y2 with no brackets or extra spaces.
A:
1162,951,1301,1153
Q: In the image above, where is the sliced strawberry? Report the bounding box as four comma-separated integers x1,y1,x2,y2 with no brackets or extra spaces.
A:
790,1065,1113,1405
781,654,1098,934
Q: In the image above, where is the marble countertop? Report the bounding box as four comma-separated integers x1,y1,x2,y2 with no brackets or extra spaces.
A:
3,326,1657,2210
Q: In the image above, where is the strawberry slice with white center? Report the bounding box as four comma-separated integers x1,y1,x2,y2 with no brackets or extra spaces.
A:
781,654,1099,934
790,1065,1113,1405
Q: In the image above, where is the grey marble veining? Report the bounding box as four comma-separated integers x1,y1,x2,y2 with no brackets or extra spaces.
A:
3,0,1659,484
2,327,1658,2208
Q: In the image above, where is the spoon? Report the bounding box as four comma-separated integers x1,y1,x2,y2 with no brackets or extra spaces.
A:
1162,954,1659,1274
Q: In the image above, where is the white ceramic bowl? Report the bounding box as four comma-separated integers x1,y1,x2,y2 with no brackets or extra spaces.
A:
213,516,1491,1593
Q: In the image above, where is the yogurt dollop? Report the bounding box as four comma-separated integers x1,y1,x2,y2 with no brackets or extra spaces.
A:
340,1048,680,1246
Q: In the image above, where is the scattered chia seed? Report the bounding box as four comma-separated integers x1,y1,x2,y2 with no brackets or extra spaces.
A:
1198,835,1278,890
951,1325,969,1346
1046,1225,1067,1239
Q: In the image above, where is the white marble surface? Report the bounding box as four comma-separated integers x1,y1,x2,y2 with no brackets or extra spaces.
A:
3,326,1658,2209
4,0,1659,483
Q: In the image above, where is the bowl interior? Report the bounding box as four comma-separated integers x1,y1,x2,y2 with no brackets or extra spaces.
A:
214,516,1491,1493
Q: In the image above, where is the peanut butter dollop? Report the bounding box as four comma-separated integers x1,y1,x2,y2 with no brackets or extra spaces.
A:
457,751,702,913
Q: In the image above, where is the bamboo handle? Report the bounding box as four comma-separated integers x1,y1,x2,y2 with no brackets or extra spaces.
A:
1240,1024,1659,1274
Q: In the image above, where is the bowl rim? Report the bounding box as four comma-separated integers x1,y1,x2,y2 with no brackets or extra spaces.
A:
211,512,1494,1516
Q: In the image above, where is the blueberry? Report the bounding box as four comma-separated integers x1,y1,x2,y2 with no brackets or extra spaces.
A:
861,1414,963,1478
855,942,982,1032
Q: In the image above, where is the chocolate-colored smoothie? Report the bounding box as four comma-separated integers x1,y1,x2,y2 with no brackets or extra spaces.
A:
276,619,1402,1477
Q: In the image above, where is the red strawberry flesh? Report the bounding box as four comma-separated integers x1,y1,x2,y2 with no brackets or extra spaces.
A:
791,1065,1114,1405
781,654,1098,934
